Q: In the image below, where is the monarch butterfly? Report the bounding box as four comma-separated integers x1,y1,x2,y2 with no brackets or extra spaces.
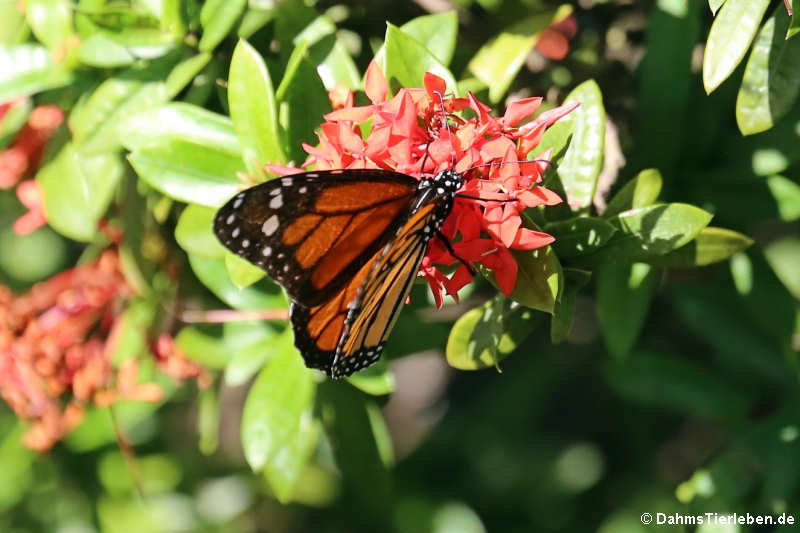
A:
213,167,464,378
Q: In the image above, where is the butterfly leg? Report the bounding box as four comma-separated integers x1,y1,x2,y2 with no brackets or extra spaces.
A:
435,230,476,276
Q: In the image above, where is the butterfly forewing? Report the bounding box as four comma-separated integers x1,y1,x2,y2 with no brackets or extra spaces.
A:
213,169,419,307
290,203,437,377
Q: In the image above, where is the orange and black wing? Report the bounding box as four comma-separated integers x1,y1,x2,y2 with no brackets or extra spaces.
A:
213,169,418,307
290,203,436,377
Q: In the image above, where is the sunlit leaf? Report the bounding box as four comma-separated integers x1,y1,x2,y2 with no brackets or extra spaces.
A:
603,169,663,218
703,0,770,93
188,253,283,310
229,39,285,173
199,0,247,51
166,52,212,98
25,0,74,49
383,24,457,95
395,12,458,66
0,44,72,101
736,6,800,135
647,227,753,267
764,237,800,300
224,251,265,289
78,34,135,68
175,204,226,259
766,175,800,222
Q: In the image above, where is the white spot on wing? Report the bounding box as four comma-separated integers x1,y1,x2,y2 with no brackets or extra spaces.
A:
262,215,279,236
226,214,235,225
262,246,272,257
269,194,283,209
281,177,293,186
299,186,307,194
232,227,240,238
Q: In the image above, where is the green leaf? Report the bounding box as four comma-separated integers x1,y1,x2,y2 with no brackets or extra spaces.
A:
25,0,74,49
603,168,663,218
166,52,212,98
596,263,659,361
766,175,800,221
585,203,714,264
506,244,562,314
241,330,317,502
647,227,753,267
346,360,395,396
128,139,244,207
764,237,800,300
446,294,543,370
550,268,591,344
396,12,458,66
0,44,72,102
188,253,284,310
37,143,124,242
77,34,135,68
545,216,617,258
467,11,554,103
72,79,168,154
314,38,360,90
275,41,329,164
530,107,575,160
709,0,727,15
224,323,281,387
550,80,605,212
197,386,220,455
121,102,241,154
736,5,800,135
175,204,226,258
703,0,770,93
198,0,247,52
0,2,29,45
604,351,751,421
224,251,265,289
0,98,32,149
383,23,457,95
789,0,800,38
175,325,235,369
238,8,276,39
229,39,285,172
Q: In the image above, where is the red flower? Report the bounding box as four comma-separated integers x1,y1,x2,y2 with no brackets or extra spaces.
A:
268,62,576,307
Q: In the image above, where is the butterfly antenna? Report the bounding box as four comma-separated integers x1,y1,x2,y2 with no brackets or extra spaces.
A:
454,159,555,203
432,90,456,169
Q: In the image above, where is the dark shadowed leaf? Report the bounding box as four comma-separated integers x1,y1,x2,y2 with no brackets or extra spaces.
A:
550,268,591,344
545,216,617,258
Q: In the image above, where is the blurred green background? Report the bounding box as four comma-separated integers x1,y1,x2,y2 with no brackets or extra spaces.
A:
2,0,800,532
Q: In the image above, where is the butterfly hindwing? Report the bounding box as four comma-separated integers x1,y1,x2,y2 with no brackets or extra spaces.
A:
214,169,419,307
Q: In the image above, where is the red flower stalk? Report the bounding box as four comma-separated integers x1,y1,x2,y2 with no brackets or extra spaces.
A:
0,251,210,451
268,62,576,307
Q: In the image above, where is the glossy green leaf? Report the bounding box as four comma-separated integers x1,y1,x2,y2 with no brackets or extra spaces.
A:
604,169,663,218
224,251,265,289
647,227,753,267
550,80,605,212
37,143,124,242
764,237,800,300
736,6,800,135
0,44,72,101
766,175,800,221
467,12,554,103
586,203,714,264
128,139,243,207
396,12,458,66
121,103,241,154
229,39,285,172
275,41,329,164
550,268,591,344
545,216,617,258
224,323,281,387
605,351,751,420
238,8,276,39
175,325,235,369
709,0,726,14
241,330,316,502
72,79,168,154
25,0,73,49
175,204,225,258
78,34,135,67
314,38,360,90
789,0,800,38
166,52,212,98
505,244,562,314
346,360,395,396
188,253,283,310
703,0,770,93
198,0,247,52
530,107,575,160
596,263,659,361
447,294,543,370
383,24,457,95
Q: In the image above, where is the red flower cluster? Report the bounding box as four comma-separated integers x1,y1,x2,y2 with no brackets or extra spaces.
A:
269,62,576,307
0,251,210,451
0,101,64,235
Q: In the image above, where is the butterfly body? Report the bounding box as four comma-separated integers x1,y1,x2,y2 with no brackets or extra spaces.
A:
214,168,463,378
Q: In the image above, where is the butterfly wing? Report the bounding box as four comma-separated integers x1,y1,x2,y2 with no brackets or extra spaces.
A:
214,169,418,307
290,202,437,377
